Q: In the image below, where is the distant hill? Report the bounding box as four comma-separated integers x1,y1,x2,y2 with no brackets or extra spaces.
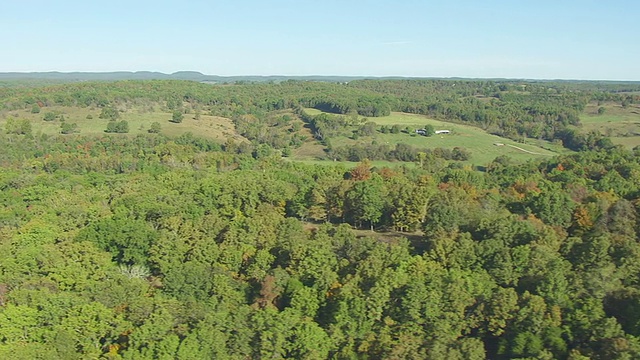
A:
2,71,640,85
0,71,385,83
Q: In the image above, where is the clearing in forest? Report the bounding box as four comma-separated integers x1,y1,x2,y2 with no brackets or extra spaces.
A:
304,109,562,165
580,102,640,148
0,106,246,143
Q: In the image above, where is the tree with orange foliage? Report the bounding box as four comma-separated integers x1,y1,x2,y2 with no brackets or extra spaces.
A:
349,159,372,181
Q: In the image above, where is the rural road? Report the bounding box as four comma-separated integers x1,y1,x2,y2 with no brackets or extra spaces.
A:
505,144,548,155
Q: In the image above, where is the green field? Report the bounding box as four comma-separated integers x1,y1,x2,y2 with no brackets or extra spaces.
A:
304,109,562,166
0,106,245,143
581,102,640,148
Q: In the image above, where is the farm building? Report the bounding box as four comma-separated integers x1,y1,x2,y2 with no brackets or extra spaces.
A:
416,129,450,136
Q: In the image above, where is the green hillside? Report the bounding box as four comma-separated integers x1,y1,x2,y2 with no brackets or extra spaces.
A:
1,105,245,143
304,109,563,165
580,101,640,148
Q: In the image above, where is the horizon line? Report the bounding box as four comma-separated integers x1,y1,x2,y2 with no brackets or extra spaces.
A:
1,70,639,83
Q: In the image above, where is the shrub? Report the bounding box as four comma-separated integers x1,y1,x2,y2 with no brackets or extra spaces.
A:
105,120,129,133
60,122,79,134
170,110,184,123
5,118,32,136
148,122,162,133
43,112,57,121
99,106,120,120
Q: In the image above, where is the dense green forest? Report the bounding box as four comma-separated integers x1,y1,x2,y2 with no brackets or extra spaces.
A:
1,79,640,359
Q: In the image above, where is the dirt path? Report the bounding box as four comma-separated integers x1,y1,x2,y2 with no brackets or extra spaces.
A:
505,144,549,155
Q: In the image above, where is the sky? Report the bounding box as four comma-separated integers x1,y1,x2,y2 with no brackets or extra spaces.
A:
2,0,639,80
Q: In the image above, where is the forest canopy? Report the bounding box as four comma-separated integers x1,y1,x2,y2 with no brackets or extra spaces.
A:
0,78,639,359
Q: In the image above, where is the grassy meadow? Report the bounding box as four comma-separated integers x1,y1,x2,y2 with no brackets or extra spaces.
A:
580,102,640,148
0,106,244,143
304,109,561,165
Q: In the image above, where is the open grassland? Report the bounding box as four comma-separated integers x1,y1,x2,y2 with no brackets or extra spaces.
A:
0,106,245,143
291,141,327,159
303,108,327,116
305,109,562,165
581,102,640,148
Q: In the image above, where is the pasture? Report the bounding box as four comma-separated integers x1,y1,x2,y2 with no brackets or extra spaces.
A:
305,110,561,165
581,102,640,148
0,106,244,143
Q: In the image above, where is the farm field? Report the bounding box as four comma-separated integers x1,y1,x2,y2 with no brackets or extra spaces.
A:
305,109,563,166
580,102,640,148
0,106,245,143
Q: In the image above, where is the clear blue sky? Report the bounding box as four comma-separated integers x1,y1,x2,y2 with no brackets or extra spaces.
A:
3,0,639,80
